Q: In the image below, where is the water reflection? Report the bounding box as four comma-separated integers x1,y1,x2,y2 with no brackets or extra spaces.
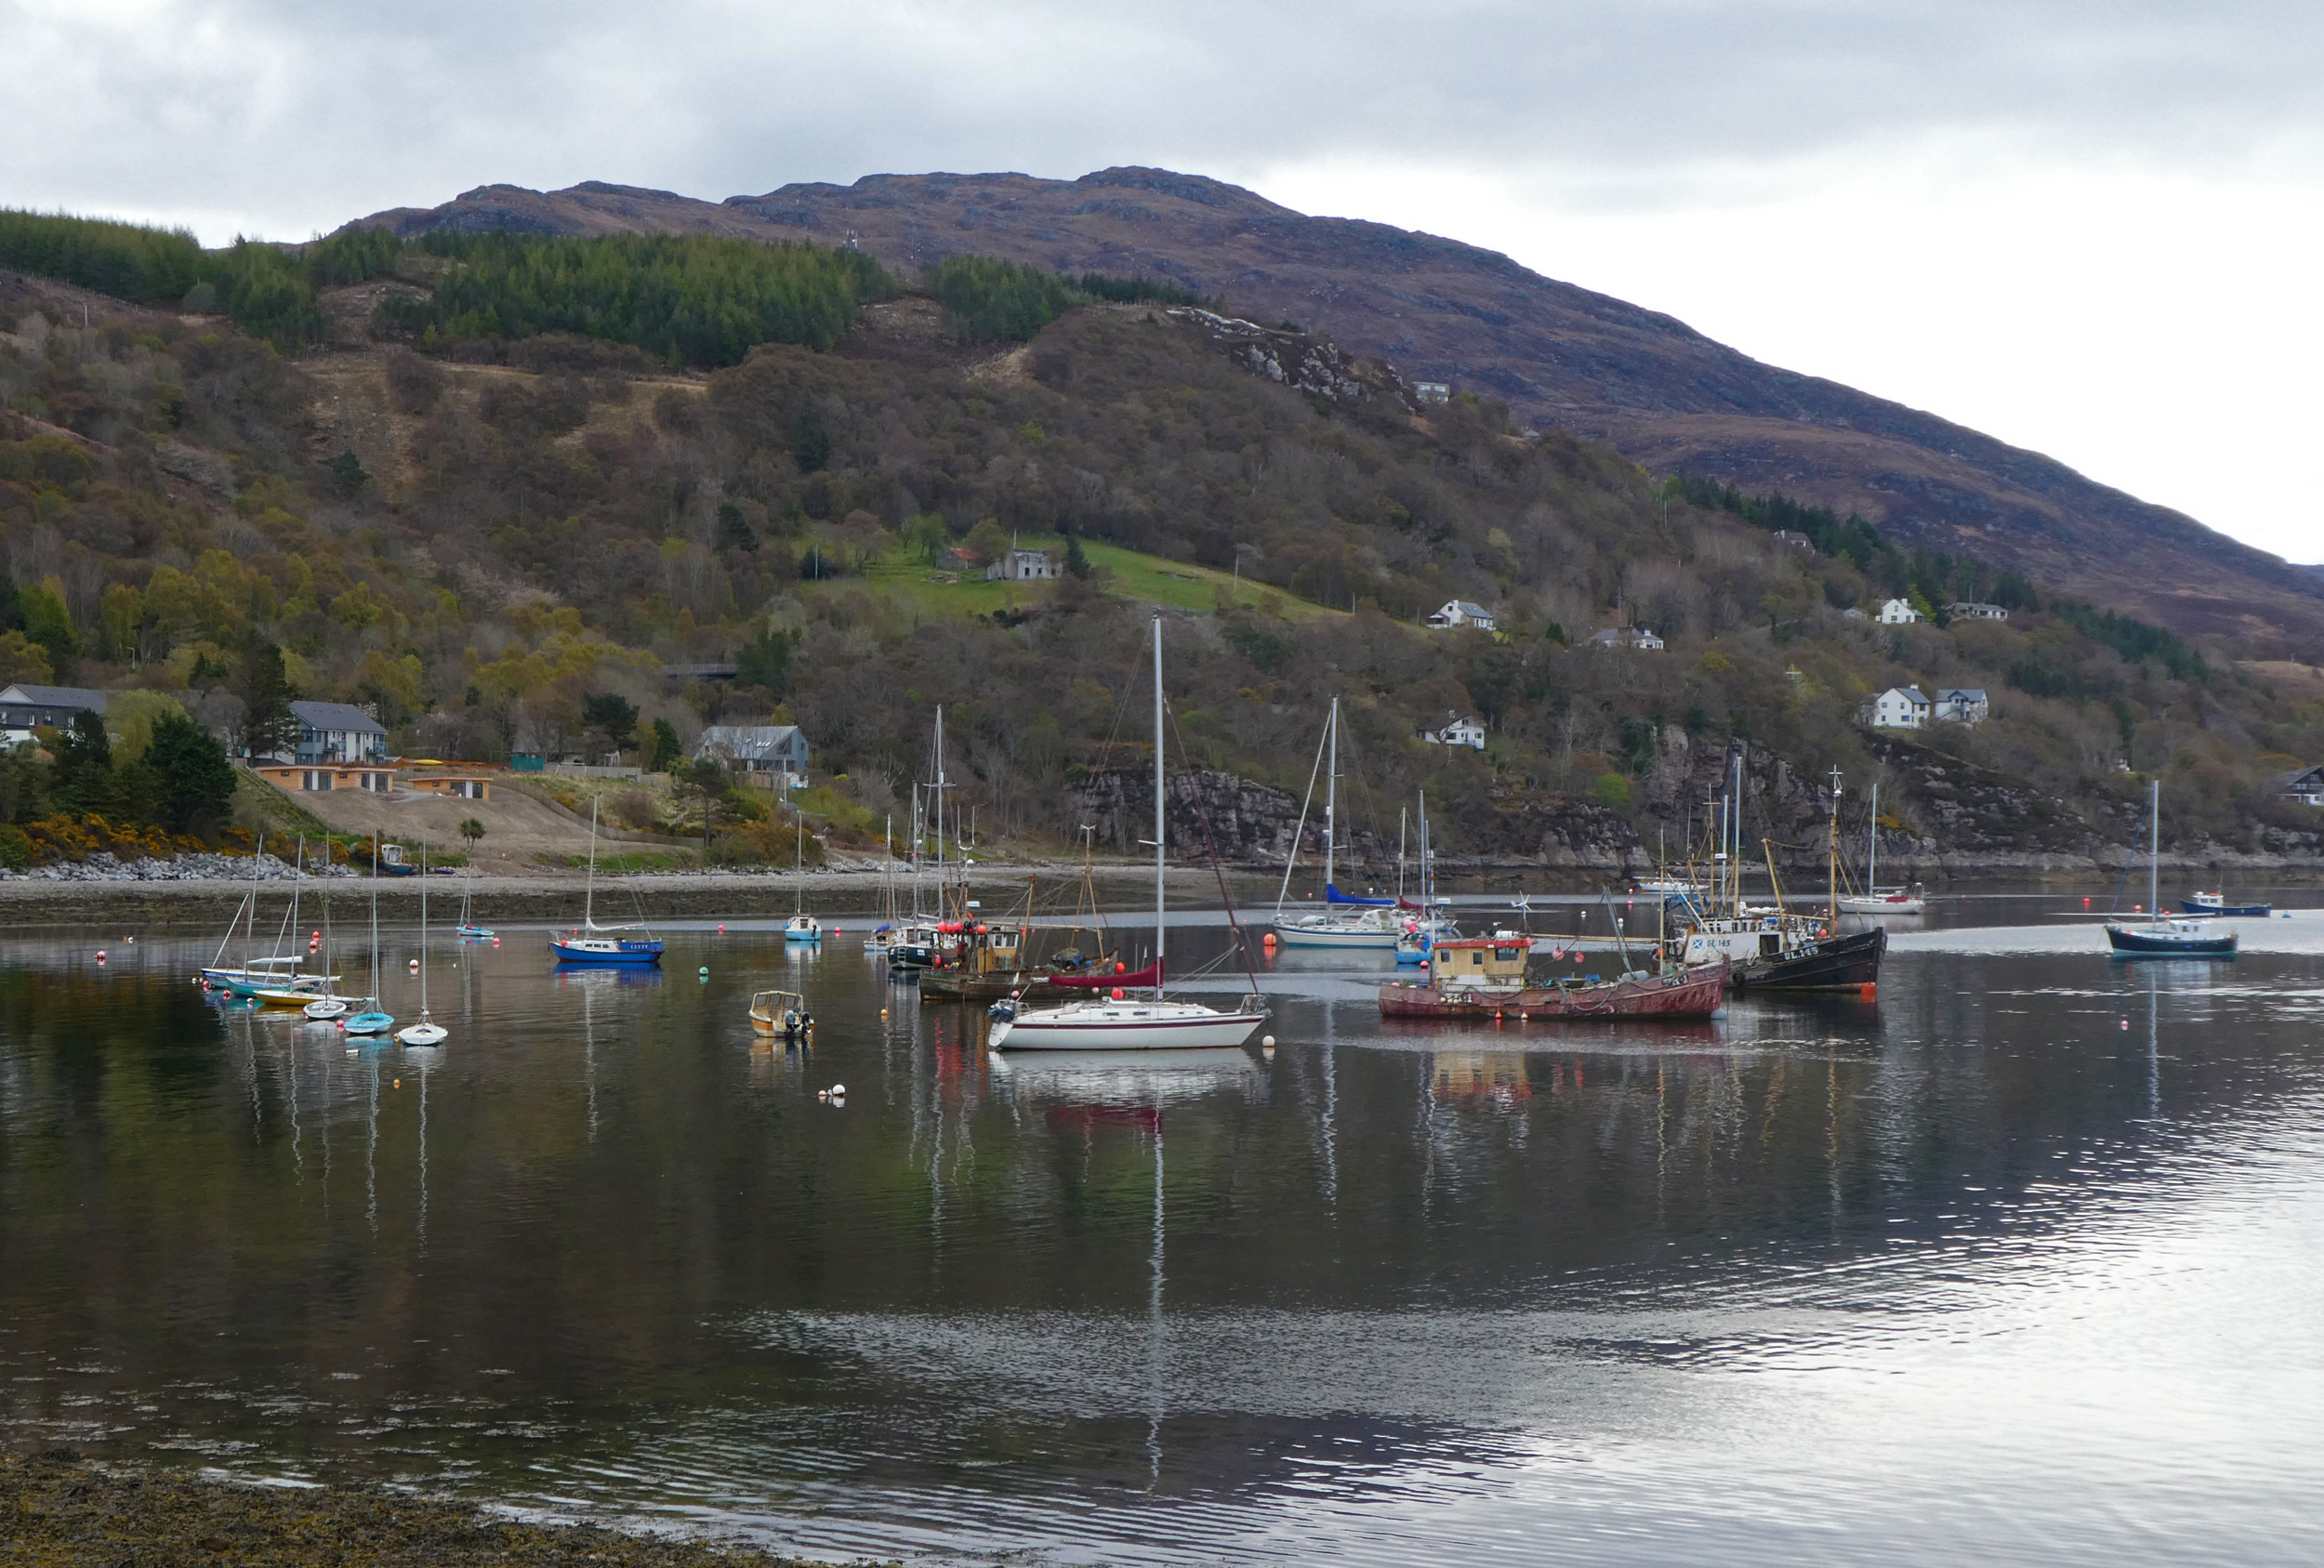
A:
3,894,2324,1565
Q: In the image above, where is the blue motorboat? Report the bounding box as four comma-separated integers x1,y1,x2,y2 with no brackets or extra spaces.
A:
2180,891,2271,917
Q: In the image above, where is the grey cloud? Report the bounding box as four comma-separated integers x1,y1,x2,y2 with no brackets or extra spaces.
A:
5,0,2322,237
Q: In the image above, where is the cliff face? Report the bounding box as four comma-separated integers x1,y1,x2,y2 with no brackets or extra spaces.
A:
348,168,2324,651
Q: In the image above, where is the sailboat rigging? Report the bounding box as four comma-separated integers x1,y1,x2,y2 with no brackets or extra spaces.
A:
549,797,666,965
398,844,448,1045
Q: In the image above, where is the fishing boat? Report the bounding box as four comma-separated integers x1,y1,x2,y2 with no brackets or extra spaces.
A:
342,835,396,1035
990,618,1267,1052
2108,782,2237,957
1272,698,1406,950
397,844,448,1045
1380,930,1728,1020
749,988,814,1038
2180,891,2271,917
549,797,665,966
1837,783,1925,914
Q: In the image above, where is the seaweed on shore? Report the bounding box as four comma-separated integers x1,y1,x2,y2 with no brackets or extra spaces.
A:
0,1451,875,1568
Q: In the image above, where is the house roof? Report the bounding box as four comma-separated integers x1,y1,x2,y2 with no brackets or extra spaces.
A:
1887,686,1929,703
289,700,387,734
0,684,111,712
2276,765,2324,790
1937,687,1988,702
1439,600,1492,618
695,724,807,762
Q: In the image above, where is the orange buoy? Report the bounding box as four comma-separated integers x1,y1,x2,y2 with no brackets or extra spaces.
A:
1111,986,1127,1000
1857,982,1878,1001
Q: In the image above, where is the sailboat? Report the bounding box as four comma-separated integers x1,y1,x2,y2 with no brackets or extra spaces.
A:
990,616,1267,1052
342,833,396,1035
397,844,448,1045
303,847,352,1020
2106,780,2237,957
1272,698,1410,949
1393,793,1455,964
784,806,822,942
865,814,898,955
248,838,345,1005
1837,781,1925,914
549,797,665,965
455,876,494,939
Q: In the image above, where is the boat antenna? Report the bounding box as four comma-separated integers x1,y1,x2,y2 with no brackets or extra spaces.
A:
1827,766,1842,926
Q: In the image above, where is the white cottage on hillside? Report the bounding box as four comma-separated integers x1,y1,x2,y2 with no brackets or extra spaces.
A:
1425,600,1497,632
1934,687,1989,726
1878,599,1922,625
1869,687,1932,730
1588,626,1665,651
1419,713,1487,750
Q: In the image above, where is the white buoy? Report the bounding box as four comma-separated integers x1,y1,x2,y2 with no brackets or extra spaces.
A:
1261,1035,1275,1048
830,1083,846,1096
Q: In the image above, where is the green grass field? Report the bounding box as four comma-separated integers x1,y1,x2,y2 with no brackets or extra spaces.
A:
801,536,1340,622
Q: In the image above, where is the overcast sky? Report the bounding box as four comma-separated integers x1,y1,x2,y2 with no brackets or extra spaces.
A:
9,0,2323,561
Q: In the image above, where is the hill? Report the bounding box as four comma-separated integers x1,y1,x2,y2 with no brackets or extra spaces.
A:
6,224,2324,876
346,170,2324,652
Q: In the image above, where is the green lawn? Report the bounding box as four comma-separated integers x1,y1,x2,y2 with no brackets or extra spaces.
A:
802,536,1341,621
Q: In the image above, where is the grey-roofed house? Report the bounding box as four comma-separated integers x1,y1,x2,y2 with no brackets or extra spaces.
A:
2278,765,2324,807
694,723,810,784
290,700,388,764
1588,626,1665,651
1869,686,1932,730
1934,687,1990,725
0,683,110,745
1425,600,1497,632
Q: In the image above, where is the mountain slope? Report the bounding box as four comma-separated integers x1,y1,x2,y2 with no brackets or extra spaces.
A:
348,170,2324,652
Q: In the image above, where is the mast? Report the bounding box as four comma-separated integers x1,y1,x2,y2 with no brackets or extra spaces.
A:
1868,782,1880,890
1397,807,1407,903
1152,615,1166,1000
1827,766,1842,925
584,796,599,929
933,706,946,913
2149,778,2160,920
1323,695,1338,892
416,843,429,1021
367,826,382,1008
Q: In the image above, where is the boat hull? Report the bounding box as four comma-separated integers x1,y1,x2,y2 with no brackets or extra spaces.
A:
2179,900,2269,918
1272,920,1400,950
1379,961,1728,1020
2107,925,2238,956
990,1006,1267,1051
1838,895,1924,916
548,938,665,965
1732,927,1885,991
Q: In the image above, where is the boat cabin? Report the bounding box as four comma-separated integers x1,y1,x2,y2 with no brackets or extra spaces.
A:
1428,936,1531,995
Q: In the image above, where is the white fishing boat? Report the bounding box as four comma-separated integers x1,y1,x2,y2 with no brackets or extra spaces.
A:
990,618,1266,1053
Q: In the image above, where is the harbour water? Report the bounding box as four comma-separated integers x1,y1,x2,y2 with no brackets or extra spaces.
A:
5,892,2323,1563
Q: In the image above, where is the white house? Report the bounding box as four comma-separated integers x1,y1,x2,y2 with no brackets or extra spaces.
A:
2279,765,2324,807
1426,600,1497,633
1869,686,1932,730
1419,713,1487,750
289,700,388,764
1947,601,2009,622
1413,381,1451,405
984,547,1058,583
0,683,109,746
694,723,810,784
1588,626,1665,651
1878,599,1922,625
1933,687,1990,726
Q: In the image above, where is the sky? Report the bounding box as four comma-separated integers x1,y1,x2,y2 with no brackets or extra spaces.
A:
7,0,2323,561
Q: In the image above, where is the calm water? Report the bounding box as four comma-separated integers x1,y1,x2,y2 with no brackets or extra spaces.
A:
6,892,2324,1564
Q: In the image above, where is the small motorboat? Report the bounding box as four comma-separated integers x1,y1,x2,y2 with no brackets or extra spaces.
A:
750,989,813,1038
2180,891,2271,918
784,914,824,943
342,1008,395,1036
302,995,350,1021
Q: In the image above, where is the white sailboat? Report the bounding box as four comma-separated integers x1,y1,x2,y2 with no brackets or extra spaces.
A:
397,843,448,1045
1837,782,1925,914
784,807,822,942
341,834,396,1035
990,616,1266,1052
1272,697,1405,949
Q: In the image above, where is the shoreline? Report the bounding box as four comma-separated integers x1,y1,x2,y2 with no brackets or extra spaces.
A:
0,1450,865,1568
